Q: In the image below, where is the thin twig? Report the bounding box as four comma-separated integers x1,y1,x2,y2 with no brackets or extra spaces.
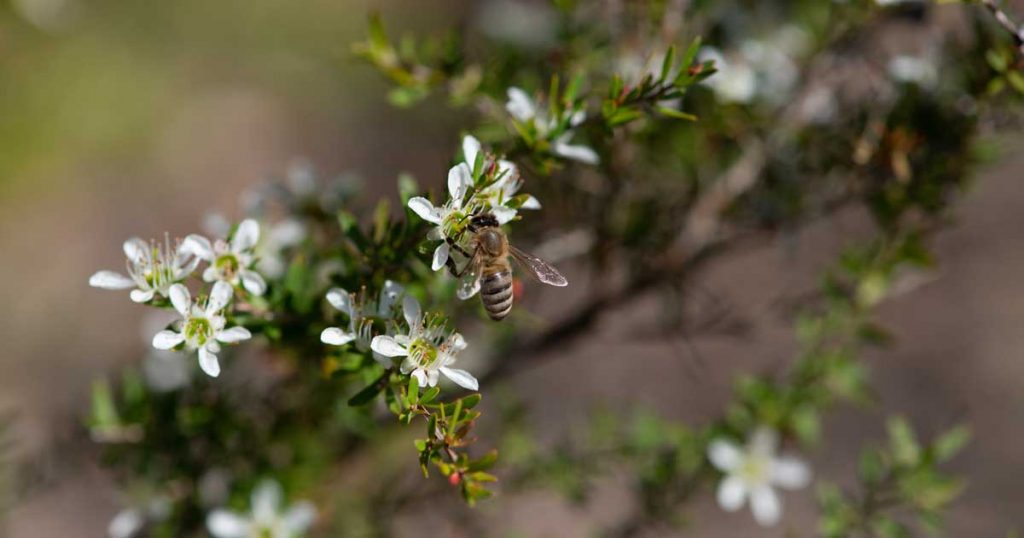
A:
980,0,1024,56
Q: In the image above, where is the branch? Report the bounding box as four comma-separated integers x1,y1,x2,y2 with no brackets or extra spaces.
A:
980,0,1024,56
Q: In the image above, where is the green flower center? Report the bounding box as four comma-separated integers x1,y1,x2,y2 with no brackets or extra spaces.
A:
184,316,213,346
407,338,437,368
738,454,769,485
215,254,240,278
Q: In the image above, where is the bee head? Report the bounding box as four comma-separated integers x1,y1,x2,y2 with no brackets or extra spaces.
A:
469,213,500,230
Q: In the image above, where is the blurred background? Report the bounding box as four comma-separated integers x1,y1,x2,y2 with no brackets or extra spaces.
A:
1,0,1023,535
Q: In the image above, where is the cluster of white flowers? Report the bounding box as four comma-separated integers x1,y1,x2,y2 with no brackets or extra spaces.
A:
707,426,811,527
320,281,478,391
408,134,540,273
90,219,267,378
89,235,199,303
151,281,251,378
182,219,268,296
505,87,599,164
207,480,316,538
699,27,809,106
321,280,405,363
370,295,478,390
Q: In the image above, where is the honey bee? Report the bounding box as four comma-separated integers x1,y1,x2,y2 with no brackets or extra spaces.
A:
447,213,568,321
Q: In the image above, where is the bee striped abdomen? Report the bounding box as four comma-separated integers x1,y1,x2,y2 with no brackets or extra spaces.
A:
480,269,513,321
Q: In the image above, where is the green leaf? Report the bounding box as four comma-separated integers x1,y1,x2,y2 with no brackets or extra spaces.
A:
466,450,499,472
680,37,702,72
398,173,419,205
887,416,920,467
791,405,821,446
348,372,388,406
420,386,440,404
656,106,697,121
459,393,482,410
407,374,420,405
932,425,971,462
659,45,676,82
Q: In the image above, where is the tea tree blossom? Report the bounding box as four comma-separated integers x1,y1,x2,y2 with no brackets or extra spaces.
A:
707,426,811,527
152,281,251,378
207,480,316,538
370,296,479,390
182,219,267,296
89,236,198,303
408,162,474,271
321,280,405,365
505,87,599,165
462,134,540,224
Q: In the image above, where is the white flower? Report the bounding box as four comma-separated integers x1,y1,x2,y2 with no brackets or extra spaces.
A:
182,219,267,296
207,480,316,538
320,280,404,365
407,163,474,271
505,87,599,165
888,55,938,88
108,508,144,538
256,218,307,279
463,134,541,224
699,47,757,104
708,426,811,527
89,236,199,303
369,297,478,391
151,281,252,378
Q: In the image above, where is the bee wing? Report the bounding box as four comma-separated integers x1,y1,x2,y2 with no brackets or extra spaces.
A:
509,245,568,287
456,252,484,300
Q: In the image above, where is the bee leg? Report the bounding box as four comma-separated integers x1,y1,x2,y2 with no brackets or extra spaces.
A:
446,237,472,258
448,245,481,278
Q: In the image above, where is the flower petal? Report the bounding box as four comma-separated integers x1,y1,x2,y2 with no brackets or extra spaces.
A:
122,237,149,262
402,295,421,328
321,327,355,346
447,162,472,203
553,140,600,165
152,330,185,350
130,289,155,303
716,475,747,512
231,219,260,252
749,426,779,457
371,335,408,357
198,346,221,378
378,281,404,315
182,234,215,261
207,281,234,313
506,87,536,122
282,501,317,532
251,480,281,525
749,485,782,527
168,284,191,316
325,288,353,316
569,109,587,127
108,508,143,538
412,369,430,387
492,206,517,225
206,510,251,538
239,269,266,296
770,456,811,490
462,134,481,169
89,270,136,290
440,367,479,391
408,197,442,224
708,440,743,472
431,242,450,272
521,195,542,210
216,326,252,344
